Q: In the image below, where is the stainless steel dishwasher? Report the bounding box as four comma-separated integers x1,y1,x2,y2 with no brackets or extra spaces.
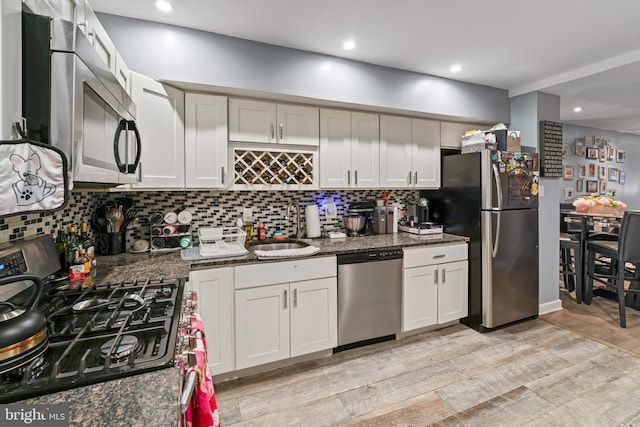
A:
337,249,403,348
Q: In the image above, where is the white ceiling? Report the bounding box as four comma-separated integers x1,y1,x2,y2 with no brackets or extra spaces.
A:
90,0,640,134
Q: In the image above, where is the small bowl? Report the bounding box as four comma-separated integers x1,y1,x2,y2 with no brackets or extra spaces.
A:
132,239,150,252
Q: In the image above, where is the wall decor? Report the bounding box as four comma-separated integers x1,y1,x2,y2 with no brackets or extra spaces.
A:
578,164,586,178
586,180,598,193
599,149,606,162
587,147,598,159
588,163,596,177
598,165,606,180
599,180,607,194
562,144,567,159
539,120,563,177
563,165,574,179
584,136,593,146
564,188,574,200
609,168,619,182
607,146,616,161
617,150,626,163
574,142,585,157
620,170,626,184
576,179,584,193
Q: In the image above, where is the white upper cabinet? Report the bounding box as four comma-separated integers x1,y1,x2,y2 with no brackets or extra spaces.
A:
130,72,185,188
412,118,441,188
319,109,378,188
114,51,130,95
379,115,440,188
379,115,412,187
83,4,116,74
185,93,228,188
229,98,319,146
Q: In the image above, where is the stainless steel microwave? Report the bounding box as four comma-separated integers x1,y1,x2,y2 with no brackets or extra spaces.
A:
22,12,140,188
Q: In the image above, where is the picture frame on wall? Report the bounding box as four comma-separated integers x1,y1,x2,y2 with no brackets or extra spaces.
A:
617,150,626,163
563,165,575,179
587,180,598,193
588,163,596,177
575,142,585,157
598,165,606,180
599,180,607,194
576,179,584,193
620,170,626,184
599,149,606,162
609,168,619,182
587,148,599,159
584,136,593,146
564,188,574,200
607,146,616,161
578,164,586,178
562,144,567,159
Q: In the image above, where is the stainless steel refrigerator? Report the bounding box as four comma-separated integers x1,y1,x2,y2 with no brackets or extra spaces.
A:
423,149,539,331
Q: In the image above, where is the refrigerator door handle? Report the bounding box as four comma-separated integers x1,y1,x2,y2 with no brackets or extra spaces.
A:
492,163,503,210
492,211,501,258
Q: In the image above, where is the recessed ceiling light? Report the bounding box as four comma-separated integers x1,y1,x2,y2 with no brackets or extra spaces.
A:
155,0,173,12
450,64,462,73
343,40,356,51
573,107,582,112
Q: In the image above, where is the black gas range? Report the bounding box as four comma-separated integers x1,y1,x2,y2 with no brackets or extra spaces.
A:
0,237,184,403
1,277,184,403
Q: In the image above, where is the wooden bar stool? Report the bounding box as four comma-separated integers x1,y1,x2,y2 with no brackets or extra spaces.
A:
585,211,640,328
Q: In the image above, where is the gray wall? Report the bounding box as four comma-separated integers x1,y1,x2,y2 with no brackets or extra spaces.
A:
561,125,640,209
97,13,510,124
510,92,561,313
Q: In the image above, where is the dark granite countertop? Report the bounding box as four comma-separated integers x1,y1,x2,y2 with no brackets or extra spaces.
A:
17,232,467,426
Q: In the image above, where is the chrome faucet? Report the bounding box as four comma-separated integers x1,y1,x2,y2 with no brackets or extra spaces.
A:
285,200,303,238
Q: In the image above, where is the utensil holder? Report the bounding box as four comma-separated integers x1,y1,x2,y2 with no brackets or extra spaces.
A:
108,232,125,255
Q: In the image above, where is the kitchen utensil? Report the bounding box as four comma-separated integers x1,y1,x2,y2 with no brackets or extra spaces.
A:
121,209,138,230
343,215,365,233
0,275,48,374
72,298,113,312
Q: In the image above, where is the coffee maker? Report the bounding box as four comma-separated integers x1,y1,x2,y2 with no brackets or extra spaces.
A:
347,200,375,235
406,198,430,228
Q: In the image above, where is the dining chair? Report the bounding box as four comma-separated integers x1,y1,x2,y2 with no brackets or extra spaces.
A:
585,211,640,327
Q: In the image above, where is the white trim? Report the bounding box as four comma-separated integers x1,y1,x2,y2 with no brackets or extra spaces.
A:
539,299,563,315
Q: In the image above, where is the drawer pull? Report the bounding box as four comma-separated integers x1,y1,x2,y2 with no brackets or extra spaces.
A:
432,254,446,259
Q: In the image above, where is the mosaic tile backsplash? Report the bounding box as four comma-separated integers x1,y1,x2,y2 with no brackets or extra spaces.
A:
0,189,420,249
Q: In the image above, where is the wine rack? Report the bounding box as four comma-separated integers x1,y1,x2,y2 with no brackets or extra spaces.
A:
233,149,315,187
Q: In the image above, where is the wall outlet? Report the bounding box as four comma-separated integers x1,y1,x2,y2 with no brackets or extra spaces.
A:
242,207,253,222
325,200,337,219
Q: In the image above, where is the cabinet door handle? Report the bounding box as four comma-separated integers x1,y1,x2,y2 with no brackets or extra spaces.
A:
442,269,446,284
138,162,142,182
407,171,412,184
279,123,284,140
414,171,418,184
355,170,358,185
293,288,297,308
433,254,445,259
434,269,438,285
270,123,275,140
284,289,287,309
221,166,225,184
347,170,351,185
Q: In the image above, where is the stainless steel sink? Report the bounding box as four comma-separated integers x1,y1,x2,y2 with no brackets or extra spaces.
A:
247,240,310,252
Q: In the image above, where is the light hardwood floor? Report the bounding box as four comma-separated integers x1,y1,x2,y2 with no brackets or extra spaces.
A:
214,288,640,426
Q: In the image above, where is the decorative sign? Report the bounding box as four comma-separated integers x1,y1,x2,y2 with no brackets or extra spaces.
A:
539,121,563,177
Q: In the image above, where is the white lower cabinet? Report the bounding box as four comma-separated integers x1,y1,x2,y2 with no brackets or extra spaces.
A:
188,267,234,375
234,257,337,370
402,244,468,331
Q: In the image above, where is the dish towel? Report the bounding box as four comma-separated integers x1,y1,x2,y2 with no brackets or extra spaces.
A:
185,314,220,427
253,245,321,260
0,139,68,218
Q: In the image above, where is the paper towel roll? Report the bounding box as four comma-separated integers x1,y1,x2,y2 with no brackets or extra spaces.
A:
305,205,321,238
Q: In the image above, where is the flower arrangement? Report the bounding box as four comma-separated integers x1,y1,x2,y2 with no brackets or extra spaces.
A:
573,193,627,213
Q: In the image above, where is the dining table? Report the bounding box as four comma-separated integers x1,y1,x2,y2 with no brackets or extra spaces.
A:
561,210,624,302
